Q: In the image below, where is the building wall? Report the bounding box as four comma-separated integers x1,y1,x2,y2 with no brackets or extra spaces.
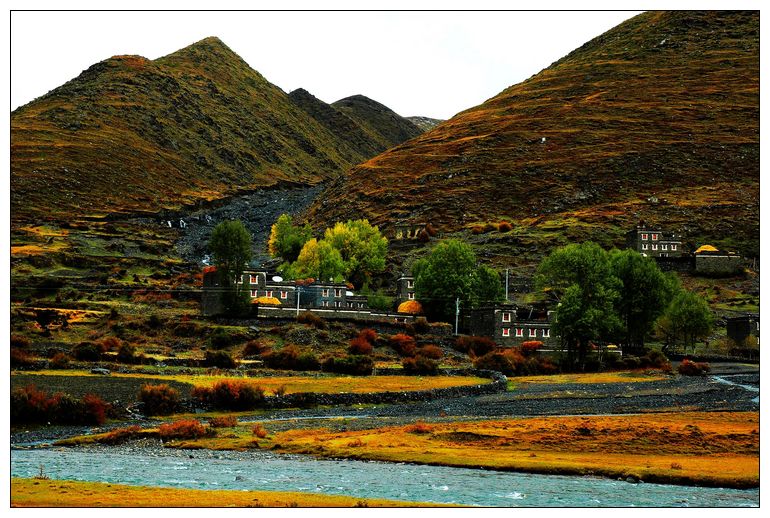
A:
626,228,684,258
694,254,743,276
397,276,416,303
726,315,759,345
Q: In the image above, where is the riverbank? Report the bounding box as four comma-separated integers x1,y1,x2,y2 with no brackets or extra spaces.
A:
11,478,435,507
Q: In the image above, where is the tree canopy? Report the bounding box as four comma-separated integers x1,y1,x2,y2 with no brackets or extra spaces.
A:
656,290,714,353
413,239,503,322
267,214,313,264
286,238,345,282
209,220,252,315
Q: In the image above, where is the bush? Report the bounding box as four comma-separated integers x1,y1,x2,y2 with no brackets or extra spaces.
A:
417,229,431,242
417,344,443,360
11,348,35,368
72,342,102,361
209,416,238,428
261,346,320,371
116,343,137,363
425,223,438,237
358,328,378,343
402,355,438,375
209,328,236,350
98,425,143,445
10,384,108,425
297,312,327,329
173,321,202,337
158,419,207,440
204,350,237,369
138,383,180,416
412,317,431,334
100,336,122,352
146,314,163,329
498,221,513,232
192,380,266,410
678,359,711,376
483,222,497,233
389,333,417,357
640,349,671,370
252,424,268,438
49,352,72,369
348,337,373,355
11,334,31,348
405,421,432,434
473,348,525,376
322,355,374,375
521,341,542,356
455,335,497,358
242,339,271,357
471,226,484,235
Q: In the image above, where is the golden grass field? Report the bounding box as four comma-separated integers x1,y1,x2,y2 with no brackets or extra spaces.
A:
10,478,437,507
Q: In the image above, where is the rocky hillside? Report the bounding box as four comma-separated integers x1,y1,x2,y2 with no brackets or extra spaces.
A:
307,11,759,263
406,116,444,132
10,37,414,225
331,95,423,152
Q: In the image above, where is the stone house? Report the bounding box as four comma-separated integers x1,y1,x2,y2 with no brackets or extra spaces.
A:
693,245,743,276
626,224,684,258
393,222,427,241
396,274,416,303
726,313,759,346
462,303,557,348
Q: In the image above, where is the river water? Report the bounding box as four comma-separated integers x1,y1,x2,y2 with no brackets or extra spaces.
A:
11,448,758,507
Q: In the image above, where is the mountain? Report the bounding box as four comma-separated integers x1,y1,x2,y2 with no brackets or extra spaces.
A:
406,116,444,132
10,37,413,225
331,95,423,152
306,11,759,263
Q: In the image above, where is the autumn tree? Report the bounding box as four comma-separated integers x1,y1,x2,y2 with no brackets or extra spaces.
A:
535,242,621,369
322,219,388,287
286,238,345,282
267,214,313,263
413,239,503,322
657,290,714,354
209,220,252,315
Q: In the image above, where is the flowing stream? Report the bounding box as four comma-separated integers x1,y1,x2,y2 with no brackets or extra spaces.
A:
11,447,758,507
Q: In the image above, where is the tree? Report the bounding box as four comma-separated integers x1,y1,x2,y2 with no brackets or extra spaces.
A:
413,239,503,322
535,242,621,369
609,249,680,353
658,290,714,354
267,214,313,263
322,219,388,287
288,238,345,282
209,220,252,315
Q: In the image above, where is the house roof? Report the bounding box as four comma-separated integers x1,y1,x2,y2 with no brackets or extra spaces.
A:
694,244,719,254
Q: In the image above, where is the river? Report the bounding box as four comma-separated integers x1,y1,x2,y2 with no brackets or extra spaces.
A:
11,447,758,507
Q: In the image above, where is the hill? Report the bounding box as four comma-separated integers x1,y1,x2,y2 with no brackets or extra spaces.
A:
406,116,444,132
306,11,759,268
10,37,413,225
331,95,423,152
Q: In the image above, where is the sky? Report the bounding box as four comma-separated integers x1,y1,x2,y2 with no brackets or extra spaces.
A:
10,11,641,120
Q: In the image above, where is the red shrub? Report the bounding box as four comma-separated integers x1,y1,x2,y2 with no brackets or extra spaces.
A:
209,416,238,428
471,226,484,235
359,328,378,343
455,336,497,358
498,221,513,232
417,229,431,242
100,336,122,352
521,341,543,356
405,421,432,434
192,380,265,410
389,333,417,357
297,312,327,329
10,334,31,348
158,419,207,440
473,348,526,376
417,345,443,359
425,223,438,237
139,384,180,416
98,425,143,445
49,352,72,369
11,348,35,368
252,424,268,438
10,384,108,425
349,337,373,355
82,394,109,425
242,339,270,357
678,359,711,376
402,355,438,374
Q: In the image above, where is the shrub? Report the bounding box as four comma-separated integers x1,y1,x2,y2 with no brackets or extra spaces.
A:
640,349,671,370
471,226,484,235
413,317,431,334
417,229,431,242
252,424,268,438
146,314,163,329
100,336,122,352
72,342,102,361
116,343,137,363
455,335,497,358
11,334,31,348
192,380,265,410
10,385,108,425
402,355,438,375
397,300,423,315
483,222,497,233
322,355,374,375
678,359,711,376
358,328,378,343
209,416,238,428
209,328,235,350
98,425,143,445
158,419,207,440
173,321,202,337
261,346,320,371
82,394,109,425
297,312,327,330
204,350,237,369
521,341,542,356
138,383,180,416
11,348,35,368
273,385,287,397
425,223,438,237
242,339,270,357
405,421,432,434
417,344,443,359
49,352,72,369
348,337,373,355
389,333,417,357
498,221,513,232
473,348,525,376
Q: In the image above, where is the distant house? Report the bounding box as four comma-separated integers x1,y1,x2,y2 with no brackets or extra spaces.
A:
396,274,416,303
393,222,427,241
693,244,743,276
626,224,684,258
726,313,759,346
462,303,557,348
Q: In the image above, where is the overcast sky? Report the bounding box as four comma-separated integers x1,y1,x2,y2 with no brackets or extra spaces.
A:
11,11,640,120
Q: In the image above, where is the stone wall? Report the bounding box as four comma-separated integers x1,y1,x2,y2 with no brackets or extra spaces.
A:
694,255,743,276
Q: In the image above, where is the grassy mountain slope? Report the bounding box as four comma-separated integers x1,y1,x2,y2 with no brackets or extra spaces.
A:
308,11,759,262
332,95,423,152
11,37,383,224
406,116,444,132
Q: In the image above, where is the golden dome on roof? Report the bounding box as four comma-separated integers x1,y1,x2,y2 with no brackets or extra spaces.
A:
695,245,719,254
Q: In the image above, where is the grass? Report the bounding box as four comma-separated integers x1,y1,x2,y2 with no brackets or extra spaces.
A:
268,412,759,489
510,371,668,386
11,478,438,507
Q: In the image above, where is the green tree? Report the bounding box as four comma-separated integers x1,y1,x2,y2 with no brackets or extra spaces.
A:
413,239,503,322
322,219,388,287
287,238,345,282
609,249,681,353
209,220,252,315
535,242,621,369
658,290,714,354
267,214,313,263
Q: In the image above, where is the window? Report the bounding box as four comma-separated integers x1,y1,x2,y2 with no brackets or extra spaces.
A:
280,291,288,299
407,280,414,288
515,328,524,337
651,244,658,251
322,301,329,307
335,301,341,308
529,328,537,338
250,289,257,298
335,288,343,297
502,312,511,323
662,244,668,251
502,328,510,337
250,274,258,284
642,244,648,250
671,244,677,251
641,233,648,240
266,291,273,298
322,289,329,297
543,329,550,338
652,234,659,241
408,292,415,300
